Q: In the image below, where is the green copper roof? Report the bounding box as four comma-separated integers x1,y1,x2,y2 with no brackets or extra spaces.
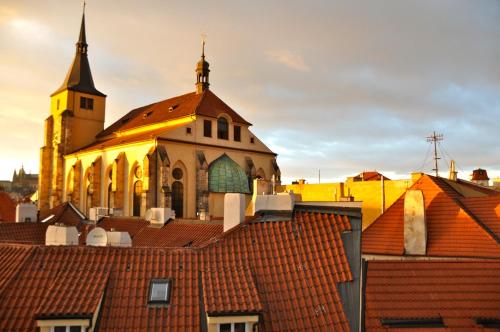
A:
208,154,250,194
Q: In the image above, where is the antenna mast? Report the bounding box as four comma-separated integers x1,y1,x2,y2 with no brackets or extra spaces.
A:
426,131,443,177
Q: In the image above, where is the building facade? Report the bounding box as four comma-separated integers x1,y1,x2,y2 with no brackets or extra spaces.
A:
38,12,280,219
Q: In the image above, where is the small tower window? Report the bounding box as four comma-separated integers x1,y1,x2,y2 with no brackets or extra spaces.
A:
250,137,255,144
186,127,192,134
56,99,60,110
234,126,241,142
148,279,172,304
217,117,229,140
80,97,94,110
204,120,212,137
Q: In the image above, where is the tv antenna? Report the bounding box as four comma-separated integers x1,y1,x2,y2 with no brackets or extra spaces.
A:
426,131,443,177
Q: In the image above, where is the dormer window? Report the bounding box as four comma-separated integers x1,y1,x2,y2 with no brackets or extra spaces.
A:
80,97,94,110
148,279,172,304
217,117,229,140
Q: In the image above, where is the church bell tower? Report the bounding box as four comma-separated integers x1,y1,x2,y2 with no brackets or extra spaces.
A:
195,40,210,94
39,6,106,213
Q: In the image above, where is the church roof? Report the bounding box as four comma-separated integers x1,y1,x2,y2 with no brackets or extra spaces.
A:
51,13,105,97
97,89,251,138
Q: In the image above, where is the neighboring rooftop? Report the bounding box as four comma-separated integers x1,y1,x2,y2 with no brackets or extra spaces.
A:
351,171,390,182
364,260,500,330
0,192,16,222
0,207,361,331
362,174,500,259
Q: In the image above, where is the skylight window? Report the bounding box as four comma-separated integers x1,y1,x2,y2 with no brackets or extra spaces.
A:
148,279,171,304
380,317,445,328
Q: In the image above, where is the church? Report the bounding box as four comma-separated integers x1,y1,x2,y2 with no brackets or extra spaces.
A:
38,11,280,219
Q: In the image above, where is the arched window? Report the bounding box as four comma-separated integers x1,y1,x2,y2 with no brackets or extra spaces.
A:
171,166,184,218
217,117,228,140
133,180,142,217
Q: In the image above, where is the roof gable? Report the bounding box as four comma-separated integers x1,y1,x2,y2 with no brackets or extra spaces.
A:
363,174,500,258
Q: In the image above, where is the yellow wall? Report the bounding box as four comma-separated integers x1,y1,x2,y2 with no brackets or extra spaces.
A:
279,178,413,229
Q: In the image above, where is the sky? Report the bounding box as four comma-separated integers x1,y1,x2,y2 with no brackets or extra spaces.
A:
1,0,499,184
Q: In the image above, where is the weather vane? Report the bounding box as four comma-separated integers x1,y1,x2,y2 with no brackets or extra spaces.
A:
201,33,207,56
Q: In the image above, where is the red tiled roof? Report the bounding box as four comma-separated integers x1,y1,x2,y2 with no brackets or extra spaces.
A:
364,260,500,330
97,216,150,238
0,223,47,245
0,209,356,331
40,202,86,230
0,192,16,222
97,89,251,139
133,221,223,247
0,244,33,294
97,217,223,247
461,195,500,238
352,171,390,182
202,265,263,315
362,174,500,258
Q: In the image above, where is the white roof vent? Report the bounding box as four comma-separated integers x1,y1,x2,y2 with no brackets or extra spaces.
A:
46,225,79,246
86,227,108,247
146,208,175,228
404,189,427,255
89,207,110,222
107,231,132,247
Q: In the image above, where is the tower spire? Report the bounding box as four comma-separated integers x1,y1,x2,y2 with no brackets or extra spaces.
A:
51,3,105,97
195,35,210,94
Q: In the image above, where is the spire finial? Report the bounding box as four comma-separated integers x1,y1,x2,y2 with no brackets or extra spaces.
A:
83,0,86,14
196,34,210,94
201,34,207,58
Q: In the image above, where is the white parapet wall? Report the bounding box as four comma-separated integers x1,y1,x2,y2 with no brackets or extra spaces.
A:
224,194,246,232
46,225,79,246
253,192,295,214
16,203,38,222
107,231,132,247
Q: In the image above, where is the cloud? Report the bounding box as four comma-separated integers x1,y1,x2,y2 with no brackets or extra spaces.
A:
266,49,310,72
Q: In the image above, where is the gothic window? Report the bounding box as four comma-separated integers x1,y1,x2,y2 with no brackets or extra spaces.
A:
80,97,94,110
172,181,184,218
217,117,229,140
133,180,142,217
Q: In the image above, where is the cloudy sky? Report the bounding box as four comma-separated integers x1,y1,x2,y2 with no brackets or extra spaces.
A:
1,0,499,183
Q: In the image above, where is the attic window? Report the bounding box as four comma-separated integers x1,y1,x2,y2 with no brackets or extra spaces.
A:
148,279,171,304
476,318,500,328
380,317,445,328
143,111,153,119
169,104,178,112
121,118,130,124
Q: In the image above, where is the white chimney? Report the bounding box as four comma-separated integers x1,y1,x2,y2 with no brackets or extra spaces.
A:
106,231,132,247
146,208,175,228
16,203,37,223
46,225,79,246
224,193,246,232
89,207,110,222
403,189,427,255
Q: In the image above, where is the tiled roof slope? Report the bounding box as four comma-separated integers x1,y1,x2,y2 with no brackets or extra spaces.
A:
0,209,356,331
97,89,250,139
362,174,500,258
364,260,500,330
201,211,353,331
0,192,16,222
0,223,47,245
96,218,222,247
0,244,33,294
40,202,86,230
202,265,263,315
133,221,223,247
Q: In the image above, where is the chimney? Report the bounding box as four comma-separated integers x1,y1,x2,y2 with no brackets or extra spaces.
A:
46,224,79,246
471,168,489,187
448,160,458,181
403,189,426,255
16,202,37,222
224,193,246,232
146,208,175,228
